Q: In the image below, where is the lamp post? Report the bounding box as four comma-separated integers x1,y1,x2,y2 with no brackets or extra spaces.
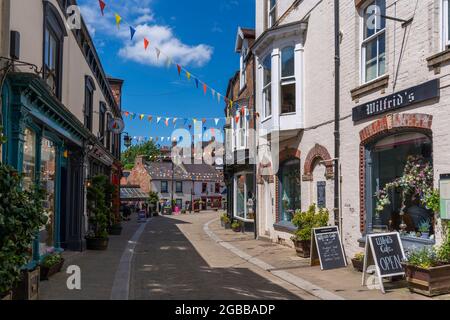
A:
123,132,132,149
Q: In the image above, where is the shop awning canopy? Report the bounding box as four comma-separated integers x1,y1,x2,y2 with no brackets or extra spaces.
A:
120,186,149,201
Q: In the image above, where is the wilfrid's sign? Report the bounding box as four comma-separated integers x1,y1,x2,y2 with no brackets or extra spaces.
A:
352,79,440,122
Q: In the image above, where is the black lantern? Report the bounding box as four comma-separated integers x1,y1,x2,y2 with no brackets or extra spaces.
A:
123,133,132,148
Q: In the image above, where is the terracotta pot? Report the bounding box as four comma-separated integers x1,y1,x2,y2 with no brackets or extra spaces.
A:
293,240,311,258
352,258,364,272
404,263,450,297
40,258,65,281
12,267,40,300
86,237,109,251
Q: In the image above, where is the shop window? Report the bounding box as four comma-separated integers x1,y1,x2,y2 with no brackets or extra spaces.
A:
22,128,37,190
43,2,66,99
365,132,433,239
361,0,386,83
84,76,95,132
443,0,450,49
40,138,57,256
280,46,296,114
279,159,301,222
176,181,183,193
234,173,255,221
161,181,168,193
202,182,208,194
262,55,272,119
267,0,277,28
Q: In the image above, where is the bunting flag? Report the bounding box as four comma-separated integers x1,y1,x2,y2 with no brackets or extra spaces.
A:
235,115,240,124
186,71,191,80
173,118,178,125
217,93,221,104
241,106,245,116
130,26,136,40
140,114,145,120
214,118,220,126
155,48,161,60
211,89,215,98
98,0,106,16
157,117,162,124
202,118,206,124
165,118,170,126
195,78,199,88
115,14,122,29
148,115,153,122
144,38,150,50
177,64,182,76
203,84,207,95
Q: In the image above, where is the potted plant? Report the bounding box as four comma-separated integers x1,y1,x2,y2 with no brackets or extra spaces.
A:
291,204,329,258
231,221,242,233
418,219,432,239
0,159,47,300
148,192,159,216
40,253,64,280
86,175,110,251
351,253,365,272
220,214,231,229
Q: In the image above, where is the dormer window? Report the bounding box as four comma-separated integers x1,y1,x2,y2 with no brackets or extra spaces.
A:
268,0,277,28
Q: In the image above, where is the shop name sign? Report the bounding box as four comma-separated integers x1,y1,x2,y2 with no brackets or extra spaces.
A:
352,79,440,122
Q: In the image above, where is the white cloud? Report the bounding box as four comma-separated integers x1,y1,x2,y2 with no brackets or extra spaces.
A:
78,2,213,68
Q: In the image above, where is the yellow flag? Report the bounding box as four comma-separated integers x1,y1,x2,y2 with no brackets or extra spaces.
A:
186,71,191,80
140,114,145,120
115,14,122,29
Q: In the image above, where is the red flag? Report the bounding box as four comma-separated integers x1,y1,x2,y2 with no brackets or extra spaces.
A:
177,64,182,76
98,0,106,16
241,106,245,115
144,38,150,50
203,84,207,95
124,111,130,117
235,115,240,124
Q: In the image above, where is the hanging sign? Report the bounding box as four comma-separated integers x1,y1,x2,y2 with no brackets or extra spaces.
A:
362,232,406,294
310,227,347,271
108,118,125,134
440,174,450,220
352,79,440,122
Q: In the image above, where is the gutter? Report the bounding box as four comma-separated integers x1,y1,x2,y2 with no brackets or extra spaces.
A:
333,0,341,229
253,51,258,240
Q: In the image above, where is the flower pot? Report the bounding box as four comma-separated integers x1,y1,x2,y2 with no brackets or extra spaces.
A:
1,291,12,300
293,240,311,258
404,263,450,297
351,258,364,272
421,232,430,239
86,237,109,251
109,224,123,236
40,258,65,281
232,227,241,233
12,267,40,300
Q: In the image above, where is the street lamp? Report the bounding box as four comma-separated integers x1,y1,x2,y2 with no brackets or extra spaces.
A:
123,132,132,148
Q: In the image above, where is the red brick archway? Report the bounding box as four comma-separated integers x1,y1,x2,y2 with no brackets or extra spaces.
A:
358,113,433,233
302,144,334,181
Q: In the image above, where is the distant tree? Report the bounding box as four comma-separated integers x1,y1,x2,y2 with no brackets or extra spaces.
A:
121,141,161,170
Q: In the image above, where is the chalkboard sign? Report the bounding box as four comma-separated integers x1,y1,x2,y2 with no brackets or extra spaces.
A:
362,232,406,293
317,182,326,209
310,227,347,271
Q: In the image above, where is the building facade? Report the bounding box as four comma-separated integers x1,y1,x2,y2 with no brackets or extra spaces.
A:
0,0,123,263
224,27,257,231
253,0,450,256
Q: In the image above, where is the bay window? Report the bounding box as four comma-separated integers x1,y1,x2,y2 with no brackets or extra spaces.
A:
280,46,296,114
361,0,386,83
262,55,272,119
443,0,450,49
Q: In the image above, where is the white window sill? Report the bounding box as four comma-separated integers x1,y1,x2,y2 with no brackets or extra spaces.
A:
280,112,296,117
261,116,272,124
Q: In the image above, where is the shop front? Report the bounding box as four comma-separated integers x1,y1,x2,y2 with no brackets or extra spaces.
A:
233,172,255,230
1,73,91,263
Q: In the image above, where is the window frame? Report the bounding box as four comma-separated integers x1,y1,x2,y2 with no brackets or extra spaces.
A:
267,0,277,29
278,158,301,223
84,76,95,132
175,181,183,193
360,0,386,84
442,0,450,50
99,102,106,142
161,181,169,193
280,46,296,115
233,172,254,222
240,43,248,90
262,55,272,120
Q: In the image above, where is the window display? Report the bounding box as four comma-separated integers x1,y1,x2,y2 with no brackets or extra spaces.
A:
22,128,36,191
279,159,301,222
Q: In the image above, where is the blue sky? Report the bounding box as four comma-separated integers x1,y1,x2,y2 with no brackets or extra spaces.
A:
78,0,255,147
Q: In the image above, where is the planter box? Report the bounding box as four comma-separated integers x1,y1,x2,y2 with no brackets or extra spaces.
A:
404,264,450,297
352,259,364,272
40,258,65,281
1,291,12,300
86,238,109,251
12,267,40,300
109,225,123,236
293,240,311,258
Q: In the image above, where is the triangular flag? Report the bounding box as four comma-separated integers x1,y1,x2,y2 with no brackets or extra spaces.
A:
173,118,178,125
217,93,221,103
177,64,182,76
140,114,145,120
144,38,150,50
155,48,161,60
229,100,233,109
203,84,207,95
148,116,153,122
115,14,122,29
99,0,106,16
186,71,191,80
183,119,188,126
235,115,240,124
157,117,162,124
193,118,197,124
165,118,170,126
161,137,165,142
214,118,220,126
211,89,216,98
124,111,130,117
130,26,136,40
241,106,245,115
202,118,207,124
246,114,251,122
130,113,136,120
195,78,199,88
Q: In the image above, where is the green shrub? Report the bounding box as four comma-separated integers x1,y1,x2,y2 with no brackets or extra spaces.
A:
231,221,241,230
220,214,231,224
41,254,63,268
407,247,439,269
291,204,329,242
354,253,365,261
86,175,112,240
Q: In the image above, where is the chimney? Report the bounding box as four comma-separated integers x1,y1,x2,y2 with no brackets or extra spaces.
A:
107,77,124,109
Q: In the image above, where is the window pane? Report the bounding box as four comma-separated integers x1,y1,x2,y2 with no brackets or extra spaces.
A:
246,175,255,219
264,87,272,117
377,0,386,31
365,38,378,82
378,33,386,76
40,138,56,255
281,83,296,114
364,1,376,39
22,128,36,191
263,55,271,86
281,47,295,78
236,175,246,219
280,160,301,222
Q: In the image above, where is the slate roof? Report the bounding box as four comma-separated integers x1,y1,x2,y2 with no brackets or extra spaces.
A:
120,186,149,200
144,161,222,182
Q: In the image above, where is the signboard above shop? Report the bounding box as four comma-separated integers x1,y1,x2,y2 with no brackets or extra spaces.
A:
352,79,440,122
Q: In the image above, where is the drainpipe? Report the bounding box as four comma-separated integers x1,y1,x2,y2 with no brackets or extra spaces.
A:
252,55,258,240
333,0,341,230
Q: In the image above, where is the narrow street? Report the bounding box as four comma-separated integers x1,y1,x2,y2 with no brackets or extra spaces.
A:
39,212,311,300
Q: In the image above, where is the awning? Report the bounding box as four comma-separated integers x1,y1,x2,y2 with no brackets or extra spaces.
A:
120,186,149,201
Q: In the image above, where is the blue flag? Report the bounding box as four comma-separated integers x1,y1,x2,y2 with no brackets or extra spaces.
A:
130,26,136,40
